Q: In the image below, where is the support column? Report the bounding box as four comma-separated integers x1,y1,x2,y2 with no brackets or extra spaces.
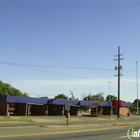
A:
110,106,113,116
27,104,31,116
47,105,48,115
45,105,48,116
100,107,102,115
0,102,9,116
62,105,64,116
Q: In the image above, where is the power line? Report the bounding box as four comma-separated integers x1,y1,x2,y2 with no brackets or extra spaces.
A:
1,6,139,80
0,39,85,67
1,38,116,72
0,61,114,71
0,5,121,70
0,60,115,84
1,4,139,64
1,60,140,71
133,0,140,5
121,79,139,85
0,6,45,28
0,6,118,57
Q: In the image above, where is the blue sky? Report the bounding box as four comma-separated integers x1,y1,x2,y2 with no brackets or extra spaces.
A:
0,0,140,102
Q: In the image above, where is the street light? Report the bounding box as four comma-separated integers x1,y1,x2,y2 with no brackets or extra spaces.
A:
69,90,75,100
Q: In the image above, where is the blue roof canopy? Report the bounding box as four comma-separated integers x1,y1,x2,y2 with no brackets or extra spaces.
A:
0,96,131,107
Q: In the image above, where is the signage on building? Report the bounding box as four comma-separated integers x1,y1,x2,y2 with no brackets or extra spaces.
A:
92,95,100,106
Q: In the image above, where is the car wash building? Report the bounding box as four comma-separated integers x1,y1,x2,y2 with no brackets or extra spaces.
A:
0,96,130,116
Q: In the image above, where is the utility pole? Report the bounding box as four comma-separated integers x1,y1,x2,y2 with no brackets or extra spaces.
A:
108,82,111,96
108,82,112,115
136,61,139,114
114,46,123,118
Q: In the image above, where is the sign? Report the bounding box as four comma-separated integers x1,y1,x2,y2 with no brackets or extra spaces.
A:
65,104,70,111
92,95,100,106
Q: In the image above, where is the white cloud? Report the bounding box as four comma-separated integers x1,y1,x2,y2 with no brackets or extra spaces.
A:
9,77,139,102
12,78,118,88
11,77,139,89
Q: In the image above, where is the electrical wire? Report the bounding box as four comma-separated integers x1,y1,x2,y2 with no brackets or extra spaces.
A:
1,5,139,85
0,40,84,66
0,60,116,84
0,5,117,56
121,79,140,86
0,6,45,28
0,61,114,70
133,0,140,5
2,60,140,72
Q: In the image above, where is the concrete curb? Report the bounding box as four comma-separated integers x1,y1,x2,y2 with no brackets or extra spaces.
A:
40,122,140,128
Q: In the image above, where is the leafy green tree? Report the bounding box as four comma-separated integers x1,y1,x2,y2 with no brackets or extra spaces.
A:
83,92,105,101
97,92,105,101
54,94,68,99
129,99,140,113
133,99,140,104
106,95,117,101
83,93,92,101
40,96,48,98
22,92,29,97
0,81,29,97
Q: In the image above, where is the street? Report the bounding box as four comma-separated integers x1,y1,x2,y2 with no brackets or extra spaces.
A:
0,116,140,140
0,124,139,140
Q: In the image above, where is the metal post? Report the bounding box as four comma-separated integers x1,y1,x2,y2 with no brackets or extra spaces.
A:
67,111,69,125
25,103,28,117
96,106,98,117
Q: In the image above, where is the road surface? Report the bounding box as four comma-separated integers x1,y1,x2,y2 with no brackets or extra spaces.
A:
0,123,139,140
0,116,140,140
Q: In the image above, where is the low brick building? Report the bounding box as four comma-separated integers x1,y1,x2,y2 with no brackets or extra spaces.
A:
0,96,130,116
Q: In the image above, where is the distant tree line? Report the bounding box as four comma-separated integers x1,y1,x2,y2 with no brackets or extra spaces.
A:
53,92,118,102
0,80,136,110
82,92,117,102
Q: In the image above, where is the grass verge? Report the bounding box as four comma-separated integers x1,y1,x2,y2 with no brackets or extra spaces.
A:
0,117,34,122
99,115,125,120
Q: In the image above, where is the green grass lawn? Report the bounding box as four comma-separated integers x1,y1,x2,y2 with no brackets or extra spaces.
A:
0,117,34,122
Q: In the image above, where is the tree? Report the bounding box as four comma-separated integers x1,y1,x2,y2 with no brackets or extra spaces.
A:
106,95,117,101
97,92,105,101
83,92,105,101
81,93,88,100
129,99,140,113
0,81,29,97
133,99,140,105
40,96,48,98
83,93,92,101
22,92,29,97
54,94,68,99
